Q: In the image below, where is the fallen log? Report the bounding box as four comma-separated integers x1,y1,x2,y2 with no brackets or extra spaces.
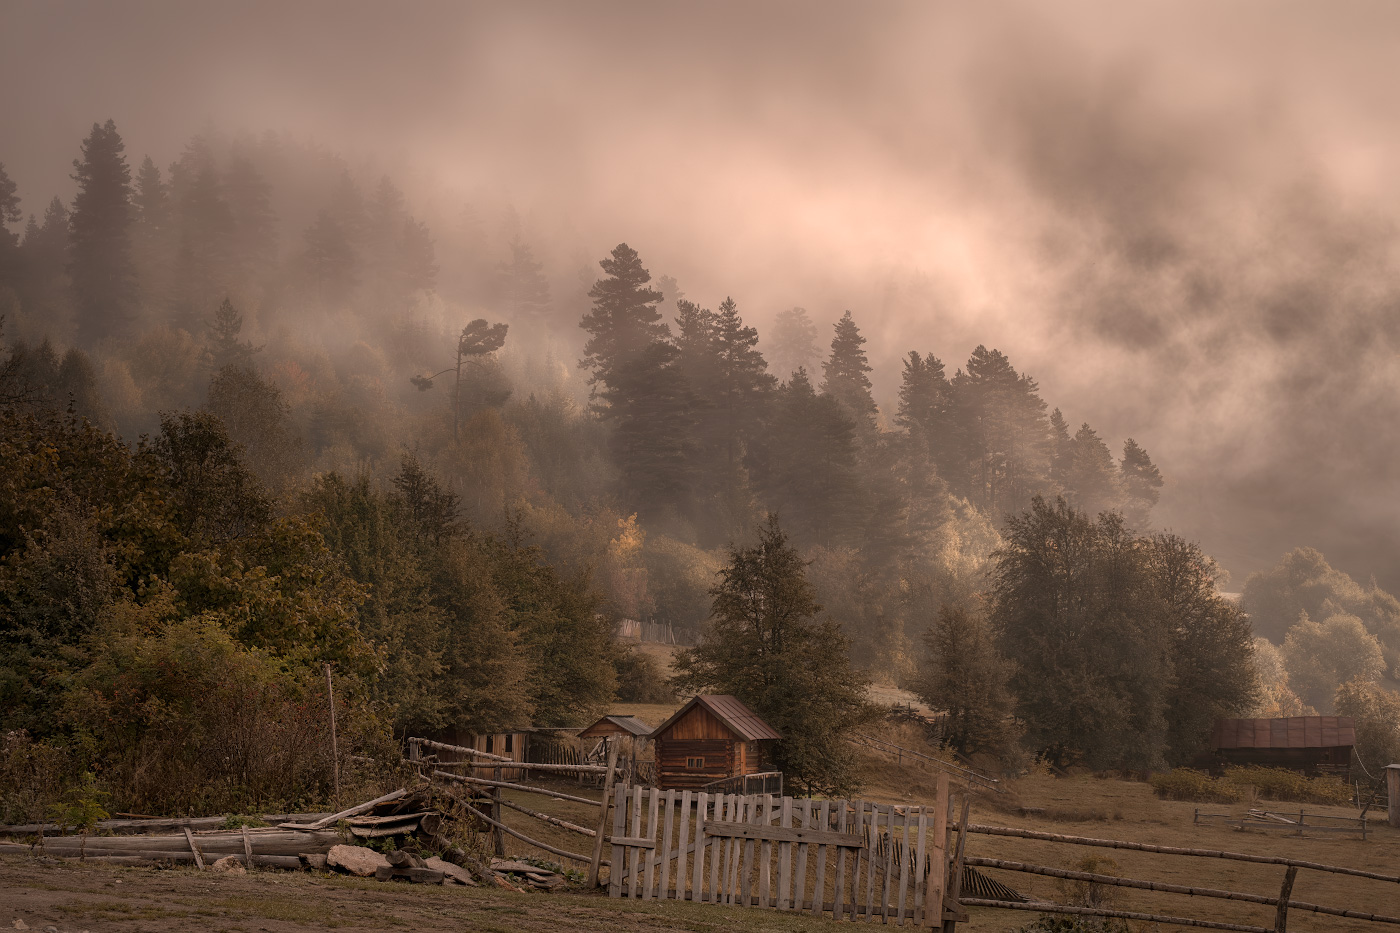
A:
411,737,513,763
431,770,601,807
495,797,596,837
0,828,343,858
279,789,409,830
0,812,332,837
444,792,602,866
0,847,303,870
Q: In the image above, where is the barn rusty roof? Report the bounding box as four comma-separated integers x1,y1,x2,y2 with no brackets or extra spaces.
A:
1211,716,1355,750
577,715,653,738
650,694,781,742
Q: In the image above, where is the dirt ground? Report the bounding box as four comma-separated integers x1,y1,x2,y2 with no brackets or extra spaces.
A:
0,855,853,933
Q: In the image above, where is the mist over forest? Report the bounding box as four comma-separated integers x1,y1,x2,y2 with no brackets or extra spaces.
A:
3,2,1400,810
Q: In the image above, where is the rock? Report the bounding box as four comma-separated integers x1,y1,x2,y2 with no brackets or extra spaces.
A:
490,872,523,892
424,856,478,886
386,849,425,869
326,844,391,877
12,921,27,931
490,859,546,874
211,856,246,874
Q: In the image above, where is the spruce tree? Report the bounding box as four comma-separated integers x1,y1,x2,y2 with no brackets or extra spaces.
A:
0,162,20,250
672,514,874,795
914,604,1022,762
68,120,137,343
224,150,278,284
951,346,1053,515
1119,438,1164,527
497,239,551,326
578,242,668,397
821,310,878,429
17,198,71,327
169,136,234,330
769,306,819,379
1064,422,1122,517
206,297,259,370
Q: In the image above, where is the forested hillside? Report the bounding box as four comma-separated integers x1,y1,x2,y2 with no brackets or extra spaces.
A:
2,119,1396,813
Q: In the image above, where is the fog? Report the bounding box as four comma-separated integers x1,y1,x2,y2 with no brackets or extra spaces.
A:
4,0,1400,588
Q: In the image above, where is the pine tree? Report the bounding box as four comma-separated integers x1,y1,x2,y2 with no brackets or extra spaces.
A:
169,136,234,330
1119,438,1164,527
68,120,137,343
0,162,20,254
1064,423,1122,517
497,239,550,325
672,514,874,795
302,209,358,305
769,306,819,379
751,368,863,549
206,297,260,370
1048,408,1072,487
131,155,173,313
821,310,878,429
224,150,278,284
17,198,71,329
951,346,1053,515
578,242,668,397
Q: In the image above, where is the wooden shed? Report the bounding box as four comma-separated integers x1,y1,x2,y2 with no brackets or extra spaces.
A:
1211,716,1355,778
650,695,780,791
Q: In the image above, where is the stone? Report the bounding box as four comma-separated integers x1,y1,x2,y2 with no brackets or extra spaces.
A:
13,921,28,931
424,856,478,886
211,856,246,874
326,844,391,877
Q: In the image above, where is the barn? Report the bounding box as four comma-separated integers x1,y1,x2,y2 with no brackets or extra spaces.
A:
1211,716,1355,778
650,694,781,791
427,726,531,780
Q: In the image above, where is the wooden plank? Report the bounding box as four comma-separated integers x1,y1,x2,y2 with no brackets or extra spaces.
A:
881,807,899,923
944,798,970,933
926,774,949,928
912,808,929,927
833,799,851,921
278,788,409,831
642,786,661,900
182,826,205,871
864,804,881,920
708,794,725,902
758,794,773,909
610,836,656,848
740,793,759,907
703,821,865,847
611,786,629,897
724,795,740,905
657,788,676,899
676,790,692,901
692,791,708,902
628,785,644,899
587,741,620,889
793,797,812,913
847,800,866,919
896,807,913,925
776,795,794,910
810,799,831,918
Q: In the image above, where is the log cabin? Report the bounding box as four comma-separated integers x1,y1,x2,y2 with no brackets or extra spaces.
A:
649,695,780,791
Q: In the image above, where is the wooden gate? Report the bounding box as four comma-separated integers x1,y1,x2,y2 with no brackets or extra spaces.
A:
607,777,952,927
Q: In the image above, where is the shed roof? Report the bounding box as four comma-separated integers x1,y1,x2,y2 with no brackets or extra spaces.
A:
578,715,653,739
651,695,781,742
1211,716,1355,750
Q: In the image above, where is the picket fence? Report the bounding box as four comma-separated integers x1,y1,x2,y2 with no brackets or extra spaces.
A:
607,781,954,927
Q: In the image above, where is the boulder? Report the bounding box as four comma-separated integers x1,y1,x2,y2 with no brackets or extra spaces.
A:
211,855,246,874
326,844,391,877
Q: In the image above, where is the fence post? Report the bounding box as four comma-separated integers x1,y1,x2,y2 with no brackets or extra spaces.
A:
324,663,340,810
1389,765,1400,828
1274,865,1298,932
588,740,621,888
492,764,505,857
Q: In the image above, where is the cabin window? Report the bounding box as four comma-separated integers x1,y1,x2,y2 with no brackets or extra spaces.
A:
505,734,515,754
485,735,494,753
686,757,705,769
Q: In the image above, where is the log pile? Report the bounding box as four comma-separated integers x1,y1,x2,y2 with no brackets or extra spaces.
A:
0,784,571,890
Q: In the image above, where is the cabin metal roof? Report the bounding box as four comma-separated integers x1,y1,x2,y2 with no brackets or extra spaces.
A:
578,715,653,738
650,694,781,742
1211,716,1355,750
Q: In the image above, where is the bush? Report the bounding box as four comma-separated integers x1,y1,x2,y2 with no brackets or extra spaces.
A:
1014,916,1131,933
1150,768,1243,803
613,646,675,704
1150,765,1352,805
1221,766,1352,805
0,730,77,824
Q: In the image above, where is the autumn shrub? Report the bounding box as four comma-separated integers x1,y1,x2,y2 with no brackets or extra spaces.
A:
64,612,390,815
0,730,77,823
613,645,675,704
1221,766,1351,805
1149,768,1243,803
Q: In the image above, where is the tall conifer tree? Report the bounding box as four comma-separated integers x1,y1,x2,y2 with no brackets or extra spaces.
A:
68,120,137,343
821,310,878,429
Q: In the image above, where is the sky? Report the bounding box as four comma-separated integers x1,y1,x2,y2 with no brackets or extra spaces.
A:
4,0,1400,590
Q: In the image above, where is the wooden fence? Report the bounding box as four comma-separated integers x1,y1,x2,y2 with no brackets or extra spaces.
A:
606,780,955,927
